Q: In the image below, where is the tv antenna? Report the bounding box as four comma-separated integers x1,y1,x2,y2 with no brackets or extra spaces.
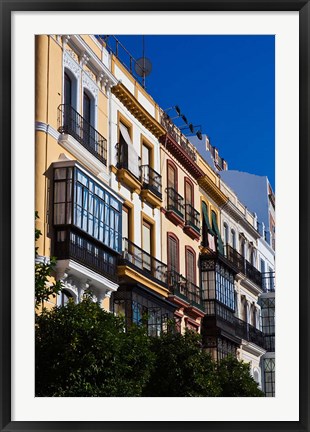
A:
134,36,152,88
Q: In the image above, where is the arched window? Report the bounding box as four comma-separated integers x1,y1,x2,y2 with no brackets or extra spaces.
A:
184,178,194,206
64,72,72,106
167,233,179,273
185,246,196,284
167,160,177,190
223,222,229,246
231,229,236,249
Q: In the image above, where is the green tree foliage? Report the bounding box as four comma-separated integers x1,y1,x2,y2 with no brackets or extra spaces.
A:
35,296,155,396
35,212,62,308
217,355,264,397
143,330,221,397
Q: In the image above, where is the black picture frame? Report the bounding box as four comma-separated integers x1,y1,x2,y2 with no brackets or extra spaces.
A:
1,1,309,431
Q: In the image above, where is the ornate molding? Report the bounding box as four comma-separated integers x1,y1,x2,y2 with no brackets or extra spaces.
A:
63,51,80,80
198,175,228,207
112,83,166,139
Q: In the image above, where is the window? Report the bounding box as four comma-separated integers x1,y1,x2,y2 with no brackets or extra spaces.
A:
142,220,152,255
231,229,236,249
64,72,72,106
239,237,246,257
201,261,235,310
118,120,140,179
223,223,229,245
211,211,224,255
264,358,275,397
142,143,151,166
167,161,177,190
83,91,91,124
185,247,196,284
167,233,179,272
53,166,122,253
184,178,193,205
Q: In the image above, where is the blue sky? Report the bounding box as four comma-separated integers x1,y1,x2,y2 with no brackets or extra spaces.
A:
112,35,275,190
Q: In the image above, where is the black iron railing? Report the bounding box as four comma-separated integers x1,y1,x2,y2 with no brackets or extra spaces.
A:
235,317,265,348
203,301,265,349
224,245,245,273
120,238,168,286
166,187,184,219
185,203,200,233
57,104,107,165
160,113,197,162
116,140,141,180
168,270,203,309
141,165,162,198
54,229,118,281
245,260,262,287
261,271,275,292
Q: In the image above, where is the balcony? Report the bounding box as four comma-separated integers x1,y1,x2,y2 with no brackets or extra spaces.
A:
224,245,245,273
184,204,200,240
116,139,142,193
140,165,162,208
118,238,168,289
54,228,118,282
261,271,275,293
235,317,265,349
168,270,203,311
203,301,265,350
245,260,262,288
57,104,107,165
165,187,185,226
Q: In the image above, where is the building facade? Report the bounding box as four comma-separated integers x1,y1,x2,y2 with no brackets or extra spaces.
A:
35,34,275,395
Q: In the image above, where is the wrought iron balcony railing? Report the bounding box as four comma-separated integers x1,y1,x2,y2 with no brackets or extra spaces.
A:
224,245,245,273
119,238,168,286
245,259,262,288
53,228,118,282
203,300,266,349
168,270,203,309
116,139,141,180
261,271,275,292
235,317,265,348
185,203,200,233
166,187,184,220
160,112,197,162
141,165,162,198
57,104,107,165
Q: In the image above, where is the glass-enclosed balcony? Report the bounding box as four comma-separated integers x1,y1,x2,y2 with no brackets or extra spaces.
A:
54,228,118,282
119,238,168,287
57,104,107,165
203,300,265,350
261,271,275,292
168,270,203,310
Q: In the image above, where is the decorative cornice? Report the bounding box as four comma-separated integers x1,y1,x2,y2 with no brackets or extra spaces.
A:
223,200,260,240
198,175,228,207
69,35,118,89
160,134,204,180
111,83,166,139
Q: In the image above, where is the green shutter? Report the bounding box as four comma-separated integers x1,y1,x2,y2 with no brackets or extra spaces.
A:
211,211,224,256
202,202,213,232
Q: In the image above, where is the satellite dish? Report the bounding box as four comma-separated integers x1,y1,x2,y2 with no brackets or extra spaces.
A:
135,57,152,77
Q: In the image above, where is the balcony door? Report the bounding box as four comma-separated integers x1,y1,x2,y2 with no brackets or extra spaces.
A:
83,91,92,148
142,143,150,184
167,161,177,190
167,234,179,287
142,220,152,272
185,179,193,206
